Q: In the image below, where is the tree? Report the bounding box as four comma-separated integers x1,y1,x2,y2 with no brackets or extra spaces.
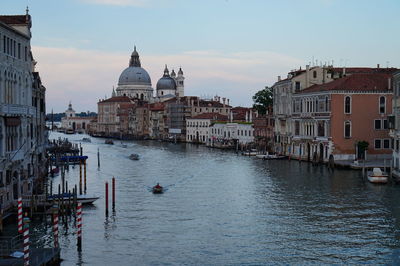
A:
252,86,273,115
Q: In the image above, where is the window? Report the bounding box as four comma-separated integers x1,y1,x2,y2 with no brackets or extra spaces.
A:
295,121,300,135
295,82,301,92
317,121,325,137
379,96,386,114
325,96,329,112
383,119,388,129
344,96,351,114
375,139,381,149
313,71,317,78
375,119,382,130
344,121,351,138
384,139,390,149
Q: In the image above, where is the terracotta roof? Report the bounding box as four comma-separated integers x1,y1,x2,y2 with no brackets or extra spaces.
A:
149,102,165,111
0,15,30,25
190,113,228,120
99,96,131,103
299,73,392,94
330,67,398,74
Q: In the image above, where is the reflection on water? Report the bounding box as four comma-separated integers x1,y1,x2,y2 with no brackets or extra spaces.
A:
4,131,400,265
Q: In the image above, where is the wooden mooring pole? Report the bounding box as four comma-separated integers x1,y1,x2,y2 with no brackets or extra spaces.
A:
112,177,115,210
77,202,82,251
79,160,83,195
84,159,87,194
105,182,109,217
97,148,100,168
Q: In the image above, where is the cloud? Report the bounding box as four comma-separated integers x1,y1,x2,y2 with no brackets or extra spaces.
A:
32,46,302,113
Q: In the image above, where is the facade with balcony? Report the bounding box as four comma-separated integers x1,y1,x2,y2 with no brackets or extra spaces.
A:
292,72,394,163
0,11,47,213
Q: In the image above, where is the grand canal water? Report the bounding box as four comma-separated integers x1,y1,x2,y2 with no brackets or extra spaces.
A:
6,131,400,265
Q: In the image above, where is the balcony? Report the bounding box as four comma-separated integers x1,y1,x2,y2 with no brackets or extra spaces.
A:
6,148,24,162
0,104,37,117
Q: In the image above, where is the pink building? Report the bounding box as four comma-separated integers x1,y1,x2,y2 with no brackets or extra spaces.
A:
291,72,394,163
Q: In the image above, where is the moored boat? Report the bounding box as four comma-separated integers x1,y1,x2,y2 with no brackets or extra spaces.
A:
105,139,114,145
47,193,100,204
82,137,91,143
129,153,140,160
367,168,388,184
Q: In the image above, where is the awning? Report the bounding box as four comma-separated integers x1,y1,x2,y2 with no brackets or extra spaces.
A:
5,117,21,126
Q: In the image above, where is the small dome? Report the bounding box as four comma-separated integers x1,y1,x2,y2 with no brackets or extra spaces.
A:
156,65,176,91
157,76,176,91
118,67,152,86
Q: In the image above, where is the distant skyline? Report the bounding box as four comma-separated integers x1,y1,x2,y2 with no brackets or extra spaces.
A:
3,0,400,112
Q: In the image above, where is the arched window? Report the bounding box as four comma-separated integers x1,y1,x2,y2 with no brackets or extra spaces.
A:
344,96,351,114
379,96,386,114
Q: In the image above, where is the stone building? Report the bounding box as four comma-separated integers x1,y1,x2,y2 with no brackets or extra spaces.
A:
61,102,93,133
292,72,395,163
0,10,47,213
390,71,400,177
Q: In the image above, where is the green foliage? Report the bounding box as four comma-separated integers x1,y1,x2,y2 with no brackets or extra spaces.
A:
252,86,273,115
357,141,369,151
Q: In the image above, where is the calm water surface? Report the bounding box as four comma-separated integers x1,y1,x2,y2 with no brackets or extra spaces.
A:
8,132,400,265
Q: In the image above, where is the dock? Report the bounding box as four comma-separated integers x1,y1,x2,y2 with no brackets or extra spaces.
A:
0,235,61,266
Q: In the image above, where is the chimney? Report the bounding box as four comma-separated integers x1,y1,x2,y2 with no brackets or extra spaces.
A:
278,75,281,81
249,110,252,122
197,98,200,107
227,99,230,106
306,65,310,88
222,97,226,107
230,111,233,122
377,64,380,69
388,78,392,90
343,66,346,76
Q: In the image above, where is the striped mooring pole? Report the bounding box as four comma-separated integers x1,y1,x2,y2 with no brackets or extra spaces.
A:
53,206,59,248
77,202,82,251
18,197,23,233
23,215,30,266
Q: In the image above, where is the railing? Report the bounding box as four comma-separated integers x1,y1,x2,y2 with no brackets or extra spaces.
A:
0,104,37,117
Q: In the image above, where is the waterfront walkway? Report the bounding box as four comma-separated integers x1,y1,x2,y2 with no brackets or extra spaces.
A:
335,158,392,170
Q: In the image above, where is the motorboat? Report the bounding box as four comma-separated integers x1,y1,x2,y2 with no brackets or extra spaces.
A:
105,139,114,145
242,149,258,156
152,184,163,194
129,153,140,160
82,137,91,143
367,168,388,184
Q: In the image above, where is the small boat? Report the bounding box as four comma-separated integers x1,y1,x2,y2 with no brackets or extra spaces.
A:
129,153,140,160
367,168,388,184
65,129,75,134
256,154,270,159
82,137,91,143
152,184,163,194
242,149,258,156
105,139,114,145
47,193,100,205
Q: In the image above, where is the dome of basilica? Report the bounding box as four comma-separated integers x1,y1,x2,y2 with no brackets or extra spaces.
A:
117,46,152,86
156,65,176,91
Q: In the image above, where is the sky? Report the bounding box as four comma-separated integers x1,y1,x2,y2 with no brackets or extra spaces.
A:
2,0,400,113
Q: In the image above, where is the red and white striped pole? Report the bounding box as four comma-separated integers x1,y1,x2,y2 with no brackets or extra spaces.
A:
77,202,82,251
53,207,59,248
23,215,30,266
18,197,23,233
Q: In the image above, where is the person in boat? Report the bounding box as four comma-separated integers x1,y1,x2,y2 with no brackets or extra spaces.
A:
154,183,162,189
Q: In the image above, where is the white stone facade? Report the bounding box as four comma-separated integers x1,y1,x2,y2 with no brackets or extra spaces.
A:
0,12,47,212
